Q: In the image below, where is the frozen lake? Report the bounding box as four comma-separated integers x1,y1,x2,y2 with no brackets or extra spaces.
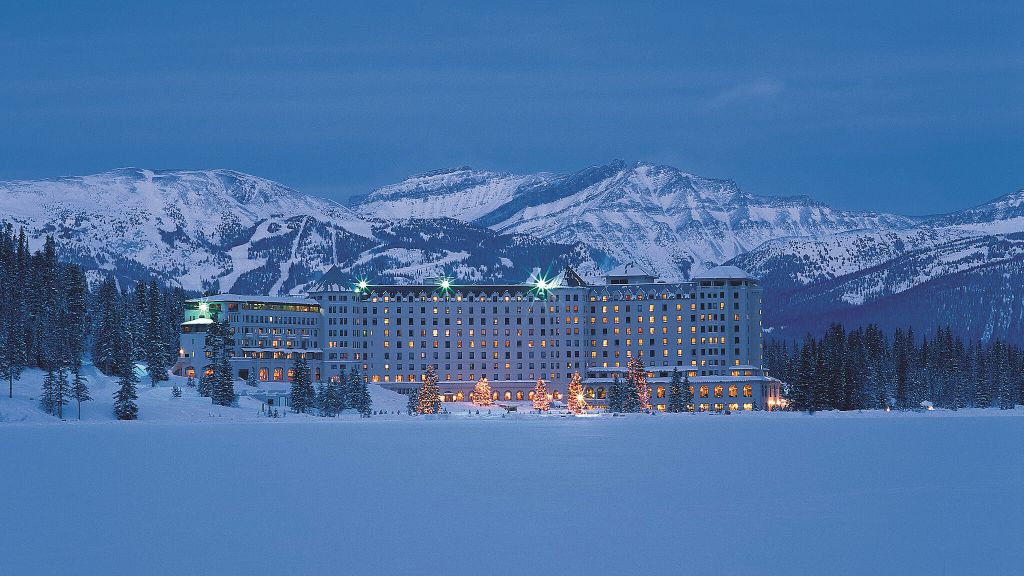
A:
2,413,1021,575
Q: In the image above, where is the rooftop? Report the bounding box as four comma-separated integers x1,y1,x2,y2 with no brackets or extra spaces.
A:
187,293,318,306
605,261,655,278
693,265,754,280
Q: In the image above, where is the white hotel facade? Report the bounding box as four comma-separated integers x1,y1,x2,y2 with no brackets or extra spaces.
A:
174,263,783,412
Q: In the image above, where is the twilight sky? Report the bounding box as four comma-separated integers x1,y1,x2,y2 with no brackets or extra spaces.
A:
1,1,1021,215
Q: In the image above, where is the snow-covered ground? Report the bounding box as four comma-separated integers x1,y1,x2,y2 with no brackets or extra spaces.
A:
1,369,1022,575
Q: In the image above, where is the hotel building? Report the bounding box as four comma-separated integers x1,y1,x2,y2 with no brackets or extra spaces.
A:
306,263,782,411
172,294,325,385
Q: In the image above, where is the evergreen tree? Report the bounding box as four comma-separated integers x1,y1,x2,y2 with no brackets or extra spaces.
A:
210,317,235,407
71,369,91,420
211,349,235,406
996,341,1015,409
417,365,441,414
54,367,70,419
246,368,259,387
622,357,648,412
60,265,89,372
791,336,816,412
566,372,589,414
975,341,991,408
315,381,330,415
406,387,420,415
470,377,493,406
186,374,196,388
40,370,56,415
145,280,169,385
330,372,348,413
90,277,121,375
532,378,550,411
113,348,139,420
606,373,624,413
1,320,26,399
667,368,685,413
682,374,694,411
349,367,372,417
171,385,183,398
198,317,222,398
290,354,315,413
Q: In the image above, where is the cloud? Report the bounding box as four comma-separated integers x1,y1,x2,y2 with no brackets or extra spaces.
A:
705,79,785,110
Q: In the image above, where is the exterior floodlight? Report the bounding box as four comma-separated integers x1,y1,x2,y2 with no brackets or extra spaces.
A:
436,275,454,296
198,301,209,315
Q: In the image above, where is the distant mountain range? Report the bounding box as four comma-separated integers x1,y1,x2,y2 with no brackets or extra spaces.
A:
1,162,1021,342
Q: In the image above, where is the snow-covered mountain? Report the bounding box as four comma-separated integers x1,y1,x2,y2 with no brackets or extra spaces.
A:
352,160,915,279
1,163,1021,341
0,167,587,294
728,191,1024,342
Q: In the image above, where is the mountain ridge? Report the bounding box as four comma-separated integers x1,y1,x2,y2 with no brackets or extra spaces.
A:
1,162,1021,341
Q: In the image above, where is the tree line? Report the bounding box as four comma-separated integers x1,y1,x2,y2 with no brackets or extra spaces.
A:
765,324,1023,412
0,224,189,419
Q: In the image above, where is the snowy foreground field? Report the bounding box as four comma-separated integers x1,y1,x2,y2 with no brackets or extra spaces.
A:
2,372,1022,575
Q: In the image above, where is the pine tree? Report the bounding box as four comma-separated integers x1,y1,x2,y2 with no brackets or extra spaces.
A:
246,368,259,387
1,320,26,399
40,370,56,415
566,372,589,414
113,348,139,421
198,317,221,398
60,265,89,372
330,373,348,413
211,349,235,406
406,387,420,415
606,373,623,413
532,378,550,411
90,277,121,375
315,382,330,415
792,336,816,412
417,365,441,414
975,341,991,408
171,385,182,398
210,316,236,407
146,281,169,386
71,369,91,420
290,354,315,413
348,367,372,417
54,367,70,419
186,374,196,388
893,328,908,410
622,357,648,412
470,377,493,406
666,368,685,413
996,341,1015,410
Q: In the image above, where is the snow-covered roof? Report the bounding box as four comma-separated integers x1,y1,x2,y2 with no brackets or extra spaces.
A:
187,293,317,306
694,265,753,280
181,318,214,326
606,261,654,277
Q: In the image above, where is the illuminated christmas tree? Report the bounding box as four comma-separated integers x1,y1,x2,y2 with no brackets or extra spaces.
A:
470,377,493,406
626,357,651,411
418,365,442,414
532,378,550,411
566,372,589,414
